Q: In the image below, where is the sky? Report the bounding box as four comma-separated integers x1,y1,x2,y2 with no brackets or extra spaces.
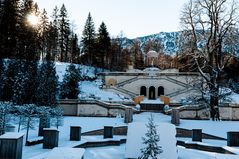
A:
35,0,189,39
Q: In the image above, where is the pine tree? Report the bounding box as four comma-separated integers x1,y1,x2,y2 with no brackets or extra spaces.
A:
0,59,5,99
1,60,18,101
70,33,80,63
96,22,111,68
59,64,81,99
39,9,49,60
58,4,70,62
82,12,96,65
24,60,39,104
0,0,20,58
139,114,163,159
49,6,59,60
17,0,40,60
36,60,58,106
12,60,29,105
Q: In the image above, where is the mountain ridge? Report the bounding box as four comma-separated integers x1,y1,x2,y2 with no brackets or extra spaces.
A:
122,31,239,56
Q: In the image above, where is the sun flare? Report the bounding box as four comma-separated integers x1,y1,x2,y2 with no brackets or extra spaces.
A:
27,14,40,26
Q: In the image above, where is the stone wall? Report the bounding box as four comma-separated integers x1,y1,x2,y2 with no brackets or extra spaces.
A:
178,104,239,120
179,106,210,120
60,99,78,116
59,100,132,117
219,104,239,120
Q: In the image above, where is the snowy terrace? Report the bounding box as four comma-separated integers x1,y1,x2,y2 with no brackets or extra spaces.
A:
12,62,237,159
15,112,239,159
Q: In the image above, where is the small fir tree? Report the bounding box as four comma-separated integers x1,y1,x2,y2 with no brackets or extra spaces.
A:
139,114,163,159
59,64,81,99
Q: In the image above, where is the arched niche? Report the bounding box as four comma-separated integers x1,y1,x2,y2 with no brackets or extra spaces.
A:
149,86,156,100
140,86,147,97
158,86,164,96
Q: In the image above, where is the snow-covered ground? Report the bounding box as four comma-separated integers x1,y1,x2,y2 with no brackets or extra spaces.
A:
14,62,239,159
14,112,239,159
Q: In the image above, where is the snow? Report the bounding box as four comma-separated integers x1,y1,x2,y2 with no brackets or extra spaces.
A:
143,67,161,72
231,93,239,104
0,132,25,139
125,122,177,159
79,81,127,101
4,112,237,159
55,62,97,82
178,146,239,159
43,147,85,159
43,128,58,131
84,145,125,159
140,98,164,104
2,62,239,159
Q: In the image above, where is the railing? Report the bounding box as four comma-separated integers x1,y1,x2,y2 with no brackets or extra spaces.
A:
116,76,139,87
166,88,196,97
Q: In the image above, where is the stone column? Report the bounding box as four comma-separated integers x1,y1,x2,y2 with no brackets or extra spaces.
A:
227,131,239,146
192,129,202,142
104,126,114,139
0,133,24,159
43,128,59,149
171,109,180,126
70,126,81,141
124,108,133,123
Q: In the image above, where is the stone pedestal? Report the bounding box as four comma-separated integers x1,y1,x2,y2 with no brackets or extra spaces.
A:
192,129,202,142
171,109,180,126
227,131,239,146
43,128,59,149
70,126,81,141
104,126,113,139
0,133,24,159
124,108,133,123
38,117,50,136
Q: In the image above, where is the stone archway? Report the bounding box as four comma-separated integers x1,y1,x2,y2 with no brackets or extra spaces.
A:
140,86,147,97
158,86,164,96
149,86,156,100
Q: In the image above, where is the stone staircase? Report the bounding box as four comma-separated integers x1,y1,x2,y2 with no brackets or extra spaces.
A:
116,76,139,87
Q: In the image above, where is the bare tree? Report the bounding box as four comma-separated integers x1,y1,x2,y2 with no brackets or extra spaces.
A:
180,0,239,118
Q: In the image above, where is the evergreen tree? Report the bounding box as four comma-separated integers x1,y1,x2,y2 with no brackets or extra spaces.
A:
58,4,70,62
24,60,39,104
96,22,111,68
17,0,40,60
50,6,59,60
82,12,96,65
0,0,20,58
39,9,49,60
11,60,38,105
0,59,5,99
139,114,163,159
70,33,80,63
36,60,58,106
1,60,18,101
12,60,29,105
59,64,81,99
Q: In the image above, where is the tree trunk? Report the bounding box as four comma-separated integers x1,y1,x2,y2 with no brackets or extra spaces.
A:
25,117,30,145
